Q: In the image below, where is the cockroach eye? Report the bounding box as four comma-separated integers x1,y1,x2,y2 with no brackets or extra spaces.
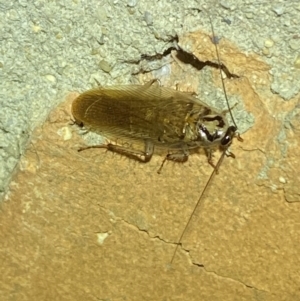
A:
221,135,231,146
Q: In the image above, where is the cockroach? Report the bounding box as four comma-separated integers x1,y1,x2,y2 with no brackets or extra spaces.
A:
71,15,242,263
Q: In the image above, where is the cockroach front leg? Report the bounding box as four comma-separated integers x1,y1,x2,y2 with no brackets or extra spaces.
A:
157,148,189,174
205,149,217,170
205,148,237,175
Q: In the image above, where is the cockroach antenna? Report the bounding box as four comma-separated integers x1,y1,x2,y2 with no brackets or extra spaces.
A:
207,14,238,130
170,11,242,264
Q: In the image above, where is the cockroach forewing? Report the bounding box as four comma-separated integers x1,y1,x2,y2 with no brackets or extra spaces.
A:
72,79,211,149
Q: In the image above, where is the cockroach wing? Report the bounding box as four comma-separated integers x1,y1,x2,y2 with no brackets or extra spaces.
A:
72,81,210,148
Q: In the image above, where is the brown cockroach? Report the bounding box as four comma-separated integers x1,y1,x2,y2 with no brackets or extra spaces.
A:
71,15,242,263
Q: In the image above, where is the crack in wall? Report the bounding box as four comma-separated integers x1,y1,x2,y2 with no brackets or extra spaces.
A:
124,34,239,79
190,258,269,293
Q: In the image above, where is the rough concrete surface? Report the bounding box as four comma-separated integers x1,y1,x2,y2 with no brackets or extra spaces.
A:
1,1,300,300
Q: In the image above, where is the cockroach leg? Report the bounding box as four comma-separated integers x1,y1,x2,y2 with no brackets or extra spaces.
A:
78,140,154,163
225,150,236,159
141,78,160,90
157,150,189,174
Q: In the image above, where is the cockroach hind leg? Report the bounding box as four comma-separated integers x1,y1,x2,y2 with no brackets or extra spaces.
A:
78,140,154,163
142,78,161,89
77,144,108,152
